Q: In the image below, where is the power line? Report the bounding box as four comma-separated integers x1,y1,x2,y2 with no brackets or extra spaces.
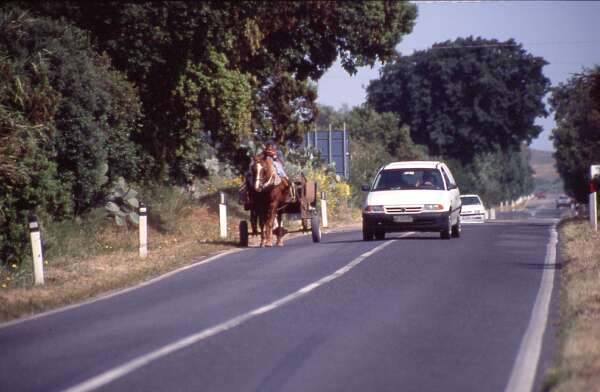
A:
403,40,600,51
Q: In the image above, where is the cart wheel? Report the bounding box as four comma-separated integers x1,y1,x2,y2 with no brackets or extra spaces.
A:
239,220,249,247
311,214,321,243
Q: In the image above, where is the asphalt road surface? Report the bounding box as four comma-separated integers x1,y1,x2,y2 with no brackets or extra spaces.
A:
0,196,566,392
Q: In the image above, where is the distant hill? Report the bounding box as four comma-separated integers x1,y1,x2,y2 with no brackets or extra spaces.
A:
529,148,562,192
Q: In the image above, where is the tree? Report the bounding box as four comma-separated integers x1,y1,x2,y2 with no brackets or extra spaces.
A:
0,7,144,264
173,52,253,182
550,67,600,202
27,1,417,180
0,7,144,213
316,104,427,204
367,37,550,163
450,146,534,206
0,9,70,263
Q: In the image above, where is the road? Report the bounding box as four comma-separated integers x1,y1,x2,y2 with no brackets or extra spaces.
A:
0,197,565,392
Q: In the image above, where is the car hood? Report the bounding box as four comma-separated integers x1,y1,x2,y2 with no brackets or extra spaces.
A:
365,190,451,208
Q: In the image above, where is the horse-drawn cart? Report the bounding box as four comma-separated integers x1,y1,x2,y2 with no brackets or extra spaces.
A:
239,173,321,247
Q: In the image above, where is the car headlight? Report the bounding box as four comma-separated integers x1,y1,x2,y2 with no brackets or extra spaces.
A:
423,204,444,211
364,205,384,213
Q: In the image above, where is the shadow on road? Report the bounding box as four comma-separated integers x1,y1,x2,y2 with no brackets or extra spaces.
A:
509,262,563,270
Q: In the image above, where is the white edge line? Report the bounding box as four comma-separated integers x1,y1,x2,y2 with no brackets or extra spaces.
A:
61,238,399,392
505,224,558,392
0,248,243,330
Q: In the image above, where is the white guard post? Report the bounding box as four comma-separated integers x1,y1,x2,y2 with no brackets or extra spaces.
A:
139,203,148,258
219,192,227,239
590,165,600,231
320,191,328,228
29,215,44,285
489,208,496,220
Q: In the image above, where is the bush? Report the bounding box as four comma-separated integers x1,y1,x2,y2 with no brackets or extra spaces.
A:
0,7,143,213
285,146,352,217
0,21,71,264
0,7,143,265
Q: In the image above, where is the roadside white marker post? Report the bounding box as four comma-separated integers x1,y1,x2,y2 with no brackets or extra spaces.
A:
139,203,148,258
489,208,496,220
28,215,44,285
320,191,328,228
219,192,227,239
590,165,600,231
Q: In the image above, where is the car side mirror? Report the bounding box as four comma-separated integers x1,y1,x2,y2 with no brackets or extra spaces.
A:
448,183,458,190
361,184,371,192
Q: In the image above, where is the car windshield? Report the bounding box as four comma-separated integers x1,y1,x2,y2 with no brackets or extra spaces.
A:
373,169,444,191
460,196,482,206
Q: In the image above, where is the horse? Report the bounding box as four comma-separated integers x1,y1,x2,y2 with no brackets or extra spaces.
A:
241,173,259,236
250,154,293,247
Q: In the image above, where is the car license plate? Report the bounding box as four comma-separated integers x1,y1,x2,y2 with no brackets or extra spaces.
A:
393,215,413,223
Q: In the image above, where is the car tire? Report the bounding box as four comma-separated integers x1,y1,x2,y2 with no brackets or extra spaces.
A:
440,217,452,239
375,231,385,240
451,216,461,238
362,222,374,241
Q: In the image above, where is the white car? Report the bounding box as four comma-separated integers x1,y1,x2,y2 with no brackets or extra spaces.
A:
459,194,487,223
362,161,462,240
556,195,571,209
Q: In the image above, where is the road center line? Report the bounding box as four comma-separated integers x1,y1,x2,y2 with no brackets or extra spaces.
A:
62,238,399,392
505,223,558,392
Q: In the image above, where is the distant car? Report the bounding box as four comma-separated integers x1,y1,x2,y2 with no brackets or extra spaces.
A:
535,191,546,199
556,195,571,209
460,194,487,223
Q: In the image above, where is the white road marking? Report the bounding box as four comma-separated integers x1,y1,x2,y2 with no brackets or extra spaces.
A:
505,223,558,392
61,238,400,392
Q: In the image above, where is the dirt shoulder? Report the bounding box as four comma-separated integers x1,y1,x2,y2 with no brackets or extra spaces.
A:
542,218,600,391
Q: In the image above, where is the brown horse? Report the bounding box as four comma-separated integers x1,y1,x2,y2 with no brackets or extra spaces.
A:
250,154,293,247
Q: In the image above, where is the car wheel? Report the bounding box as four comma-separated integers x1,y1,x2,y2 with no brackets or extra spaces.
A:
375,231,385,240
451,216,461,238
440,217,452,239
362,222,374,241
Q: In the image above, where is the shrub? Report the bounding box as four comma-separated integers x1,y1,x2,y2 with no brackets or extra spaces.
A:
0,26,71,265
285,146,352,217
0,7,143,214
0,7,143,265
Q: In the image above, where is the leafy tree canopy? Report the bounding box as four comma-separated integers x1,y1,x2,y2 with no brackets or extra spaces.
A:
27,1,417,180
367,36,550,163
550,67,600,202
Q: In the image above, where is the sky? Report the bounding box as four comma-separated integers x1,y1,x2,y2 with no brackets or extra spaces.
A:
316,1,600,151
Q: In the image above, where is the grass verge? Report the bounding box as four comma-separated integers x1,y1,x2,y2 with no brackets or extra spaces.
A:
0,186,359,324
542,218,600,391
